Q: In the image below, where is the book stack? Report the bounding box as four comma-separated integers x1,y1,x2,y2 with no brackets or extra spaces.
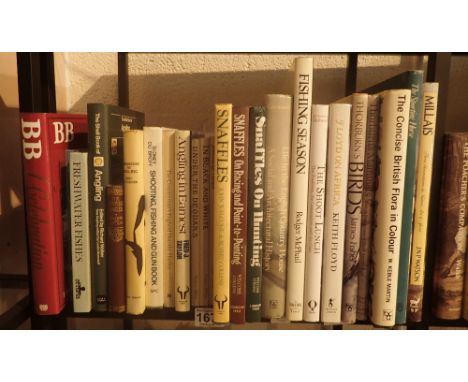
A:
23,57,468,328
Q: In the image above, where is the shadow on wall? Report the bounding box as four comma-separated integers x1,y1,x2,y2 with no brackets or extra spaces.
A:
66,54,432,135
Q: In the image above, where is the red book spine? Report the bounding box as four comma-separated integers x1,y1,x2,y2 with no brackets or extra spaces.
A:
230,107,249,323
20,113,87,315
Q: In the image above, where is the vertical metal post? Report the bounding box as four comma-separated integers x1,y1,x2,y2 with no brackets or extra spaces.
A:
17,52,66,330
346,53,358,95
418,53,452,329
117,52,133,330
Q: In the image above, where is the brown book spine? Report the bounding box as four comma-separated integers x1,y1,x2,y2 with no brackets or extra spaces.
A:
433,133,468,320
230,106,249,323
106,184,126,313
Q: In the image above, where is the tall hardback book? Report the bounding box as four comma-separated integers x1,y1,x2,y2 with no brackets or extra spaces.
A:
303,105,329,322
162,128,176,307
407,83,439,322
432,133,468,320
286,57,313,321
20,113,87,315
213,104,232,323
123,130,146,315
68,150,91,313
246,106,266,322
357,95,380,321
175,129,191,312
231,106,249,324
143,127,165,308
87,104,144,311
320,103,351,324
364,71,424,324
369,89,411,327
204,136,214,306
342,93,368,324
191,136,203,307
262,94,293,320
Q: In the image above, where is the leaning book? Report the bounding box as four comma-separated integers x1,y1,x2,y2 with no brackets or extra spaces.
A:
369,89,411,327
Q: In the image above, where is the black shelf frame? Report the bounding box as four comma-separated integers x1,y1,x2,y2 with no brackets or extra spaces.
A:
2,52,466,329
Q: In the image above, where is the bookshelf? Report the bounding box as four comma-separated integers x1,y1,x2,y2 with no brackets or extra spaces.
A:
0,52,462,330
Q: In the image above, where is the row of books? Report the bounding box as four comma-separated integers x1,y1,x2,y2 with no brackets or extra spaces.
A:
19,57,468,327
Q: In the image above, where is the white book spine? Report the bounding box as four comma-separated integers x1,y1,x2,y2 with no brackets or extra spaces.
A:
303,105,329,322
69,151,92,313
342,94,368,324
321,103,351,324
370,89,411,327
163,129,176,307
175,129,191,312
143,127,164,308
286,57,314,321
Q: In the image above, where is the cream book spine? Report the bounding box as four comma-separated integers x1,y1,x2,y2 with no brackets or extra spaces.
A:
369,89,411,327
213,104,232,323
303,105,329,322
342,93,368,324
175,129,191,312
286,57,314,321
162,128,176,308
124,130,146,315
69,151,92,313
262,94,293,319
320,103,351,324
143,127,164,308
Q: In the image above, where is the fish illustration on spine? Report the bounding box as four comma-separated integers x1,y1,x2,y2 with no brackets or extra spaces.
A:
125,195,145,275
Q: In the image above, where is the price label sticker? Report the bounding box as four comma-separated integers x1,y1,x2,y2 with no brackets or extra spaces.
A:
194,307,215,327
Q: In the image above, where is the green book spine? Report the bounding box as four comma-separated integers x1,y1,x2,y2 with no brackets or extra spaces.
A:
88,104,110,311
246,106,266,322
88,104,145,311
395,72,423,324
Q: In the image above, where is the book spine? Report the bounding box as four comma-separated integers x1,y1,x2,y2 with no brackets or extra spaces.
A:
369,90,411,327
246,107,266,322
106,184,126,313
342,94,368,324
357,95,380,321
213,104,232,323
191,137,202,307
124,130,146,315
175,130,191,312
143,127,164,308
20,113,65,315
303,105,328,322
262,94,293,320
231,106,249,324
433,134,468,320
163,129,176,307
396,73,424,324
286,57,313,321
321,103,351,324
69,151,92,313
87,104,109,311
407,83,439,322
201,137,213,307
